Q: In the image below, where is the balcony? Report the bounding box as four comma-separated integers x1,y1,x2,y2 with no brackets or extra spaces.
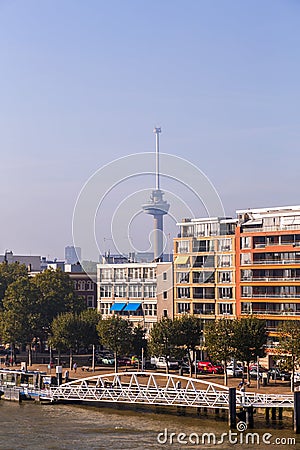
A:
241,310,300,316
241,276,300,282
241,293,300,299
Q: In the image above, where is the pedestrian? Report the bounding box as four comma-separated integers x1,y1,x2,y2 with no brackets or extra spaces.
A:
73,362,77,373
176,380,181,389
64,369,69,383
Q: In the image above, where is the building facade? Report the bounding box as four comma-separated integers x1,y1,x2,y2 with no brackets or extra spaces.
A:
236,206,300,344
173,217,237,324
97,262,173,332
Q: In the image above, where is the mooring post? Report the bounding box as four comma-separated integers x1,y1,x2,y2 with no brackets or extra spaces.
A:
228,387,236,429
271,407,276,421
294,391,300,433
246,406,254,428
278,408,283,421
265,407,270,421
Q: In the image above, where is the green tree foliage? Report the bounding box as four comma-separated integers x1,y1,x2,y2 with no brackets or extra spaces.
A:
0,277,40,363
174,314,202,376
132,325,147,360
148,317,177,373
0,262,29,307
278,321,300,391
234,317,267,384
32,269,86,345
204,318,236,385
49,310,101,368
97,315,133,372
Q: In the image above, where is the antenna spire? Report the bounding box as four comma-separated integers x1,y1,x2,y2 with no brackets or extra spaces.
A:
153,127,161,190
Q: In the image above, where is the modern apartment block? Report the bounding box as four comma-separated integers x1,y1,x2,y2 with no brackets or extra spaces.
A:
97,262,173,332
236,205,300,342
173,217,237,323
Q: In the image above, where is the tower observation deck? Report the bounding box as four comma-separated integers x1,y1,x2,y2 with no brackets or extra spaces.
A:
142,128,170,261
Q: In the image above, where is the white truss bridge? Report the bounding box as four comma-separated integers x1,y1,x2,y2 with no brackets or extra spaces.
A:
40,372,294,410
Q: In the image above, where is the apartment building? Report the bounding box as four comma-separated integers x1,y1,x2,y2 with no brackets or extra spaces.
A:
173,217,237,323
236,205,300,342
97,262,173,332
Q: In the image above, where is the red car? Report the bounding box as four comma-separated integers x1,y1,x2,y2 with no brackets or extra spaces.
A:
196,361,224,374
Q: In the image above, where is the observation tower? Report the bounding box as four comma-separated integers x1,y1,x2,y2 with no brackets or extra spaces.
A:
142,128,170,261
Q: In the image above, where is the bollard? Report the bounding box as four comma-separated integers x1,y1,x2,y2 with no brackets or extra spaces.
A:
294,391,300,433
265,407,270,421
271,407,276,421
246,406,254,428
228,387,236,429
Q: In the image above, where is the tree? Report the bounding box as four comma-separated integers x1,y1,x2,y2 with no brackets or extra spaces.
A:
49,310,101,369
234,317,267,384
277,321,300,391
32,269,86,347
132,325,147,369
204,318,236,385
0,262,29,307
174,314,202,376
148,317,177,374
97,316,133,372
0,276,40,365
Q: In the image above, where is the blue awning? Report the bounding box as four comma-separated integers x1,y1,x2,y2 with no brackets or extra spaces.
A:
123,302,142,312
110,303,126,312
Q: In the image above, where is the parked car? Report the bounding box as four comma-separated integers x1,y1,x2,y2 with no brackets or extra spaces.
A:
151,357,179,370
249,366,268,380
117,357,131,367
179,361,190,373
268,368,291,381
226,364,244,377
101,357,115,366
195,361,224,374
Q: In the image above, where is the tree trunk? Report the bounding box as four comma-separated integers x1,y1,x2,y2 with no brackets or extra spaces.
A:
69,349,73,371
114,351,118,373
28,348,32,367
291,355,295,392
246,361,251,386
188,352,193,378
224,360,228,386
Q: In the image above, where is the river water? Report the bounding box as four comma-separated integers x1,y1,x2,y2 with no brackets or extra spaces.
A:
0,401,298,449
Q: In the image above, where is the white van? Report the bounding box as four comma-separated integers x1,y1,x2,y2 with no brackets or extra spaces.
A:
150,357,179,370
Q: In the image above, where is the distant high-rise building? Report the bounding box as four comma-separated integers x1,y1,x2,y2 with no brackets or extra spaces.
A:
65,246,81,265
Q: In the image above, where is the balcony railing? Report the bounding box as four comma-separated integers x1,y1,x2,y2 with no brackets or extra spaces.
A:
241,277,300,282
243,260,300,265
241,293,300,298
241,310,300,316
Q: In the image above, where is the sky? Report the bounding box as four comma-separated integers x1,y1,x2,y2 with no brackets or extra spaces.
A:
0,0,300,260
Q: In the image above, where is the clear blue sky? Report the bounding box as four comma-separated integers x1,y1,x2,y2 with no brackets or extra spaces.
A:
1,0,300,259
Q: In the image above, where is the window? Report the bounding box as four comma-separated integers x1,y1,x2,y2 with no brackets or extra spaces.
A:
241,237,251,249
240,253,251,265
86,280,93,291
101,268,112,281
241,286,252,297
177,302,190,313
128,267,142,280
100,285,112,298
163,272,167,281
218,287,233,299
176,272,189,283
177,240,189,253
114,284,127,298
87,295,94,308
77,280,85,291
163,309,168,317
218,238,232,251
163,291,168,299
114,268,126,280
177,287,190,299
219,303,233,315
144,303,157,316
144,284,156,298
218,255,232,267
100,302,112,315
218,271,232,283
144,267,156,279
128,284,142,298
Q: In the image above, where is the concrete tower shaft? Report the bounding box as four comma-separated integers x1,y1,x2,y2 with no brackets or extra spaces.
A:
142,128,170,261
